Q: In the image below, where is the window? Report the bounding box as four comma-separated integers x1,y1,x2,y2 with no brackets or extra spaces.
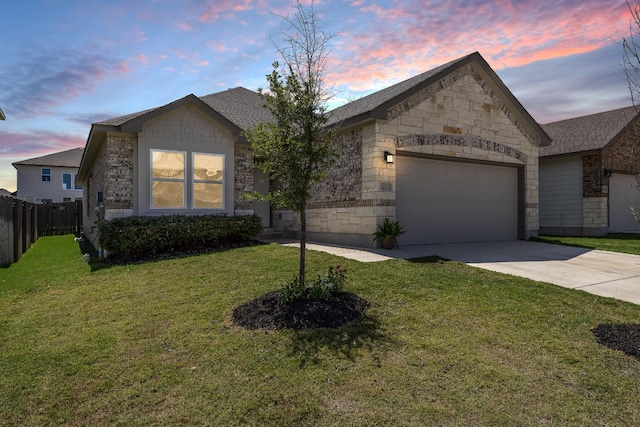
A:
150,150,224,210
74,174,83,190
41,168,51,182
151,150,185,209
193,153,224,209
62,173,72,190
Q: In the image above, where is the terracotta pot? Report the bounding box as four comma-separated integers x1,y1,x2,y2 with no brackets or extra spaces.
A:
381,237,397,249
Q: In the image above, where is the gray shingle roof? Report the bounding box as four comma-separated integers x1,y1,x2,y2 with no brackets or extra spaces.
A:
13,147,84,168
328,54,472,126
540,106,638,157
95,87,270,130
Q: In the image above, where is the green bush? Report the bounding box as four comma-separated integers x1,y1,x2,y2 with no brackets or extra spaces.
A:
98,214,263,260
282,265,347,303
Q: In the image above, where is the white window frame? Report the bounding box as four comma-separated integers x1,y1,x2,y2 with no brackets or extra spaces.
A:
192,152,225,211
150,149,187,210
149,149,225,211
62,173,73,190
41,168,51,182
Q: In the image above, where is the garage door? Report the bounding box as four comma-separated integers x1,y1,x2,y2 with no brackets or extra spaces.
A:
610,173,640,233
396,156,519,245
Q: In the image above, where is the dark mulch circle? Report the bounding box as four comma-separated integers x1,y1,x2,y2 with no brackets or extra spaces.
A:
592,323,640,361
232,290,370,331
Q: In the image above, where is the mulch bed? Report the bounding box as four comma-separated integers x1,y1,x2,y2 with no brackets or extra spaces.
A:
232,290,370,330
592,323,640,361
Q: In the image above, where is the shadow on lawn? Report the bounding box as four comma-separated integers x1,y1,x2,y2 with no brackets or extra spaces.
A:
287,314,395,367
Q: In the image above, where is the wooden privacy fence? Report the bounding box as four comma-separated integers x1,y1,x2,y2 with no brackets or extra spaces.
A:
0,196,83,267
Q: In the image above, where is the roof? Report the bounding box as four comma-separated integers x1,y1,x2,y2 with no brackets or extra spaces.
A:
328,54,472,126
79,52,548,182
540,106,639,157
12,147,84,168
0,108,5,120
327,51,550,147
95,87,271,131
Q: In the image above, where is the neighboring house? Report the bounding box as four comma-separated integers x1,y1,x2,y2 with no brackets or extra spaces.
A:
12,147,84,203
539,106,640,236
77,51,549,249
0,189,13,198
0,108,5,120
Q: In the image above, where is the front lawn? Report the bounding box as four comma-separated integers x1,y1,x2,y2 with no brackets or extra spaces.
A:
1,236,640,425
535,233,640,256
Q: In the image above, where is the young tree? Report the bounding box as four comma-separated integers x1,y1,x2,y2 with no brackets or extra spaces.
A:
244,1,337,286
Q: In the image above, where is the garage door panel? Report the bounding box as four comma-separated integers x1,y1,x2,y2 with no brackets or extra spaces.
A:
610,174,640,233
396,157,518,245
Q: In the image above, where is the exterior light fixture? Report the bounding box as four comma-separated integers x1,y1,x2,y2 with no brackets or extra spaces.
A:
384,151,394,164
604,169,612,177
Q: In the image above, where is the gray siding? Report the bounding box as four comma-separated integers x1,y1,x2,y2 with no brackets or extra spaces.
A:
539,156,583,231
15,165,83,203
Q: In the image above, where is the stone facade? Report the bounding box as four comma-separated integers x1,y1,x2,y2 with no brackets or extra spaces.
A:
578,122,640,235
83,132,135,248
234,144,254,212
273,62,542,246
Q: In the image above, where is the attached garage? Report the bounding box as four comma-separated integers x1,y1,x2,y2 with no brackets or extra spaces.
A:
609,173,640,233
396,156,521,245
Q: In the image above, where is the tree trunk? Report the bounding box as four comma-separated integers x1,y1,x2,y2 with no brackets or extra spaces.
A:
299,207,306,285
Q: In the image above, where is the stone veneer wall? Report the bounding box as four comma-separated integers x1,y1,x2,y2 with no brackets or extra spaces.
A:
580,120,640,235
274,62,542,246
82,132,135,248
379,65,540,238
271,125,384,246
582,197,608,235
234,145,254,212
602,121,640,174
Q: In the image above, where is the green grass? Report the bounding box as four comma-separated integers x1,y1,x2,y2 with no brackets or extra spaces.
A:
535,233,640,255
2,235,640,425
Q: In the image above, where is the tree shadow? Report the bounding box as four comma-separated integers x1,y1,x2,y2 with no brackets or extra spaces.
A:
287,314,396,367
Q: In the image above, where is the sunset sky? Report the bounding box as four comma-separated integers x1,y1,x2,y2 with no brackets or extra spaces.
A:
0,0,635,192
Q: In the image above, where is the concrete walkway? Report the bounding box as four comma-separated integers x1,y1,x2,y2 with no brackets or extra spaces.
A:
274,239,640,305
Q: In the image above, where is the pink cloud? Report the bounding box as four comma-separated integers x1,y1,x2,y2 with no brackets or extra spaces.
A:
0,130,85,159
327,0,630,93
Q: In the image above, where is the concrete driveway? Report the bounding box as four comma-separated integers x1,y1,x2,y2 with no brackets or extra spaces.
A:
280,240,640,305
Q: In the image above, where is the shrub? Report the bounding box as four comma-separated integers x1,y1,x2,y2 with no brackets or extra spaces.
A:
282,265,347,303
98,214,263,260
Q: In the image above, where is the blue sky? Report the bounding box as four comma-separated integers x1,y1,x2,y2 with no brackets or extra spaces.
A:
0,0,634,192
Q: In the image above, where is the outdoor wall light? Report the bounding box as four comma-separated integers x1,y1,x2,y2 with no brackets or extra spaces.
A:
604,169,612,177
384,151,394,164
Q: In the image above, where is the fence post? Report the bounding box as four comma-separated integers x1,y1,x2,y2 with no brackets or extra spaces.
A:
13,199,23,264
0,196,14,267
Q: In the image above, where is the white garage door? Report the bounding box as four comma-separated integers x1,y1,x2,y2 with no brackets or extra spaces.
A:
396,157,519,245
610,173,640,233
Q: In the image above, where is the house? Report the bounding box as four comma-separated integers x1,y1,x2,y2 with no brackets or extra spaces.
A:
539,106,640,236
77,51,549,249
0,108,5,120
0,189,13,198
12,147,84,204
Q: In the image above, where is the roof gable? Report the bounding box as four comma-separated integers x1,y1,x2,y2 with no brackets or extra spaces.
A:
540,106,638,157
12,147,84,168
94,87,270,133
328,52,550,147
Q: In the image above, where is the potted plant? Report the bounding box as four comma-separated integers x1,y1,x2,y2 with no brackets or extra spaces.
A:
373,218,405,249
